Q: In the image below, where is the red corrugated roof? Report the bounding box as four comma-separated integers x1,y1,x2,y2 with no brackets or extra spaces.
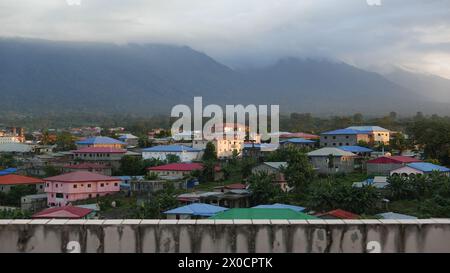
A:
44,171,120,183
318,209,360,219
32,206,92,219
0,174,43,185
63,163,110,169
367,156,421,164
147,163,204,172
73,147,126,154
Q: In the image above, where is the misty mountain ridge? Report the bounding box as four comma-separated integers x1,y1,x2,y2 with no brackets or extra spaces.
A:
0,38,449,116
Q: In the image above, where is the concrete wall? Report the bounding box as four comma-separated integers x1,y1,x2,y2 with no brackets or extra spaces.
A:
1,219,450,253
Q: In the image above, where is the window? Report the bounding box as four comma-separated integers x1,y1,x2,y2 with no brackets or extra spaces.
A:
114,183,118,187
324,136,328,139
346,136,349,139
46,183,49,187
100,183,104,187
106,183,109,186
73,184,77,188
56,193,63,198
66,195,69,199
88,184,91,188
89,194,92,198
332,136,336,139
55,184,58,188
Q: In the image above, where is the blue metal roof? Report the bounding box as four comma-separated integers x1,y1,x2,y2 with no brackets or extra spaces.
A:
346,126,389,132
407,162,450,173
377,212,418,220
142,145,201,153
338,146,373,153
280,138,315,144
0,168,17,176
164,203,228,217
321,129,365,135
252,203,306,212
76,136,126,145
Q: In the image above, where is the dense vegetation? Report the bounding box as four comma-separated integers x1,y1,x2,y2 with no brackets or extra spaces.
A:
1,113,449,219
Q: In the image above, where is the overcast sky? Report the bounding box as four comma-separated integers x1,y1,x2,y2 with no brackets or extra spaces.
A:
1,0,450,78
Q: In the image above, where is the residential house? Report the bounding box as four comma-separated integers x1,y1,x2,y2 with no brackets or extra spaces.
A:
376,212,418,220
71,147,136,169
200,190,252,208
0,143,33,155
0,127,25,144
32,206,94,219
75,136,126,149
338,145,373,171
320,126,390,147
316,209,360,220
23,152,73,176
164,203,228,219
118,134,139,147
346,126,390,144
142,145,201,162
147,163,203,179
131,177,187,194
242,143,279,160
21,193,47,212
192,123,246,159
307,147,357,174
252,162,290,192
0,174,44,194
193,138,245,159
390,162,450,177
44,171,121,207
280,138,316,149
367,156,421,175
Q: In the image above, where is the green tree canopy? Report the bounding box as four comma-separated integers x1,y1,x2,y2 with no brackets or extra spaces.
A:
247,171,283,205
281,147,315,194
202,142,217,162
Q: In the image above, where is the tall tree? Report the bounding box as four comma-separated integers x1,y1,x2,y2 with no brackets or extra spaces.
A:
247,171,282,205
119,155,145,175
55,132,76,151
282,147,315,194
202,142,217,161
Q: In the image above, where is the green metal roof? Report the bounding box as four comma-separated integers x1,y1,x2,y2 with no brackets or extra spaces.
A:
210,208,317,220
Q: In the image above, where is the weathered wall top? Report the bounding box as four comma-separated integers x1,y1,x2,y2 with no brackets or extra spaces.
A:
1,219,450,253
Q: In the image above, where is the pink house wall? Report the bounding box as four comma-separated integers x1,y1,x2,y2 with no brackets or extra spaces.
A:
45,179,120,206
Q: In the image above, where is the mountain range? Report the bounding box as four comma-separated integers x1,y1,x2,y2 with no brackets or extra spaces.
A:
0,38,449,116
